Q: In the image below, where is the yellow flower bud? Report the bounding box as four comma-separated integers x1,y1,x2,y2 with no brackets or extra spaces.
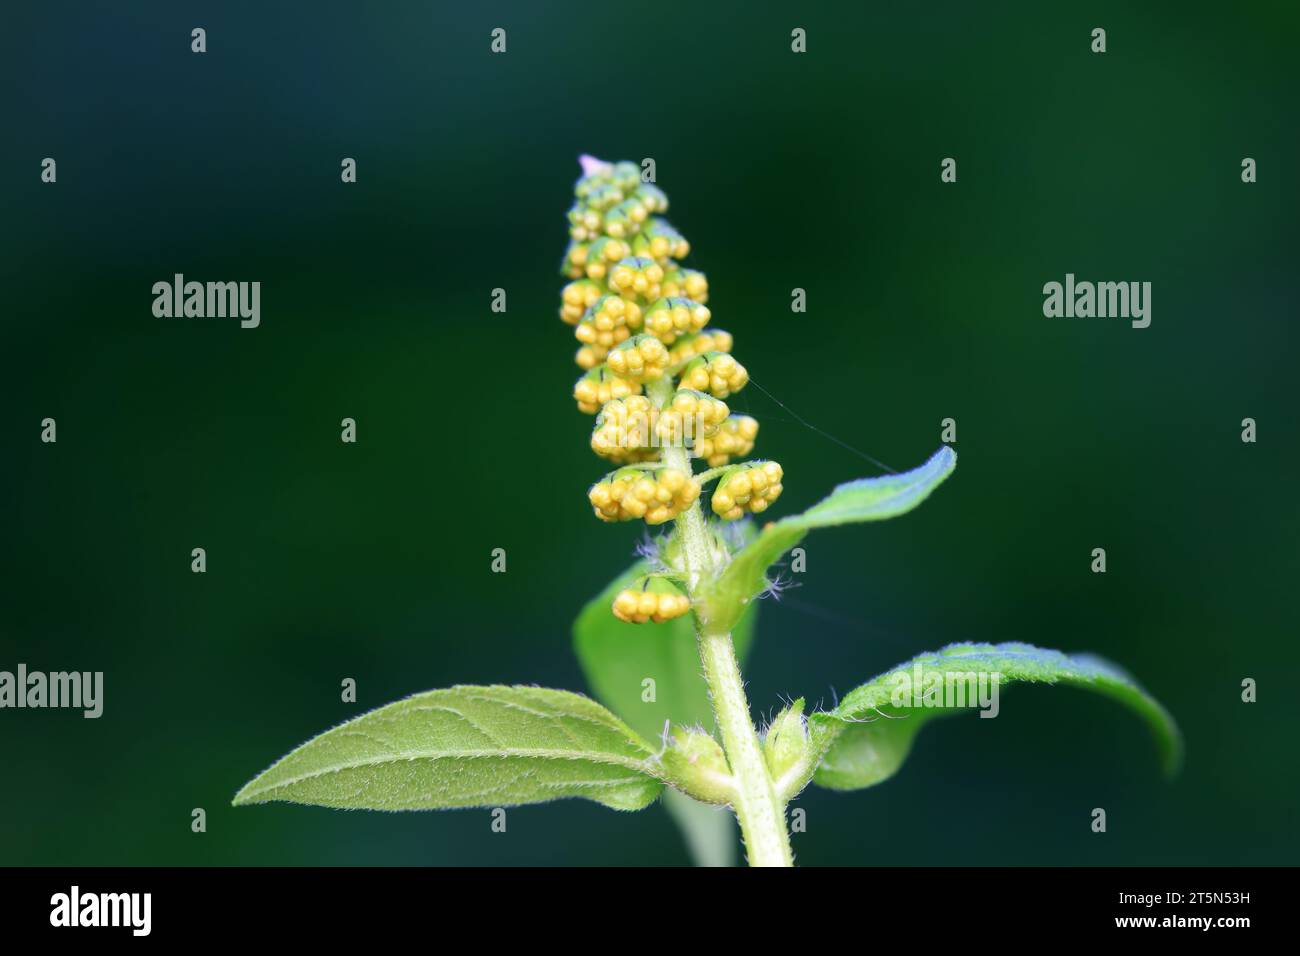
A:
633,219,690,262
577,290,640,336
567,203,605,242
603,199,650,239
611,576,691,624
574,293,648,367
588,467,698,524
643,467,701,524
578,182,624,210
584,237,631,280
693,415,758,466
678,351,748,398
661,267,709,303
668,328,733,367
642,297,711,345
591,395,659,462
573,366,642,414
563,241,589,279
656,389,730,448
608,257,665,301
606,334,671,382
711,461,784,521
559,279,602,325
632,184,668,215
589,467,656,521
573,323,629,367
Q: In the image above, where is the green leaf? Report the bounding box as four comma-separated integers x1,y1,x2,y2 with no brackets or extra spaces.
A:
233,685,664,812
706,446,957,631
809,642,1182,792
573,558,758,864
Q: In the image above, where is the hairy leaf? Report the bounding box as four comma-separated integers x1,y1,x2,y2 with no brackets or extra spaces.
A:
706,446,957,631
809,642,1182,792
233,685,664,812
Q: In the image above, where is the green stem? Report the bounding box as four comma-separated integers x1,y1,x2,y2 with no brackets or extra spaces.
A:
693,465,731,486
695,625,794,867
648,375,794,868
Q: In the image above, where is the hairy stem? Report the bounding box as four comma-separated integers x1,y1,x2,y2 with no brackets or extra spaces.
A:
648,376,794,867
695,626,794,866
692,465,732,486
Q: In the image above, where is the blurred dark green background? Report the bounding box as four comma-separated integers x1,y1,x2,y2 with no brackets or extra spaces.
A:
2,1,1296,866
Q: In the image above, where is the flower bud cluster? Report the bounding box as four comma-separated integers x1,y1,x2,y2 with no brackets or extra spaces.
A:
590,395,660,463
693,415,758,467
559,158,785,557
573,367,642,414
655,389,729,448
710,461,784,521
668,328,732,367
606,334,671,382
611,576,691,624
588,467,701,525
678,352,749,399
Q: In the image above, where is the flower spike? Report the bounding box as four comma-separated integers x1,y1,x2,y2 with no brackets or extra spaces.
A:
560,158,783,597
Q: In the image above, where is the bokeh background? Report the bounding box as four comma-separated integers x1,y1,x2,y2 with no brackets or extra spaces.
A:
2,0,1296,866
